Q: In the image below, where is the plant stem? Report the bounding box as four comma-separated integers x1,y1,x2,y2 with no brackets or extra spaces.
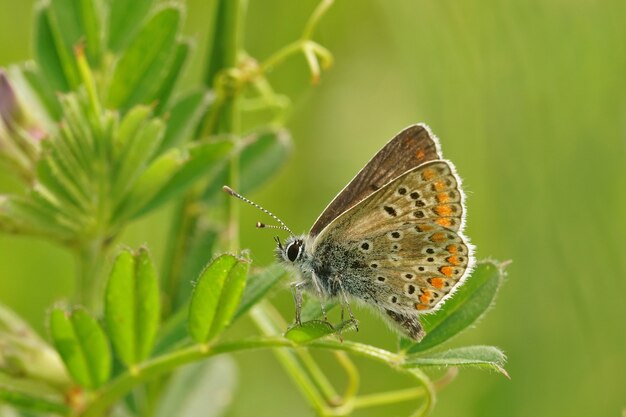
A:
75,239,104,310
351,387,427,410
249,302,331,416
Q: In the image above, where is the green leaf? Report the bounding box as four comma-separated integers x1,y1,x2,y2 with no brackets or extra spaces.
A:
154,357,237,417
239,129,292,194
136,139,234,217
77,0,103,65
284,319,357,344
153,40,192,115
107,6,182,111
48,308,111,389
114,148,184,222
407,260,506,353
19,62,63,120
207,259,249,340
203,128,292,201
104,248,160,367
188,254,249,343
47,0,102,67
284,320,334,343
404,345,509,377
112,116,166,199
0,195,77,240
159,90,214,152
108,0,155,52
234,263,288,320
0,375,69,414
34,4,68,92
112,104,153,160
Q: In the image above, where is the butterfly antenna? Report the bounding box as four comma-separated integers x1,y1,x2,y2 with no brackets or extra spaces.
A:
222,186,294,235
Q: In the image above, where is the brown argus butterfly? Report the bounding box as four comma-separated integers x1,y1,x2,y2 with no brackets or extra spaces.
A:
224,124,474,340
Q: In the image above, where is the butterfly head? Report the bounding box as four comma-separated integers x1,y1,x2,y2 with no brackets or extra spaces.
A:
276,235,306,263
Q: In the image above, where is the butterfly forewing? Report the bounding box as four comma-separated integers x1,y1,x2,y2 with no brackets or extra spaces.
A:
310,124,441,236
313,159,472,314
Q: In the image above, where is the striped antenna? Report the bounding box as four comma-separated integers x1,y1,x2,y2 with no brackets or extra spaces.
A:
222,186,294,235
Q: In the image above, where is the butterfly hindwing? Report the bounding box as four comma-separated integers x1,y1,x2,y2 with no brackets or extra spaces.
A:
312,159,473,316
309,124,441,236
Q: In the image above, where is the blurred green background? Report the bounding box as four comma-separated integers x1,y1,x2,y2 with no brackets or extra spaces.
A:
1,1,624,416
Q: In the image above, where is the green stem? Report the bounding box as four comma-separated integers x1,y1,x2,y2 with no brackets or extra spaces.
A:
79,329,433,417
75,239,104,310
80,337,294,417
352,387,427,410
249,302,330,416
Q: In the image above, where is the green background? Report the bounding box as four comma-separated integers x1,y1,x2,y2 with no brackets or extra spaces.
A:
1,1,624,416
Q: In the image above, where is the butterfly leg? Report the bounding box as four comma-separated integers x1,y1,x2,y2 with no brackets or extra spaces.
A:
336,278,359,332
290,281,305,326
310,272,329,322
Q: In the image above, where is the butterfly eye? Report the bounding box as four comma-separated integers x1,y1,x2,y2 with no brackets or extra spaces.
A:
286,241,301,262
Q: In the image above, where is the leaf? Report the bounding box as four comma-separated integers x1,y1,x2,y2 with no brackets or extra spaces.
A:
203,128,292,201
18,62,63,120
48,308,111,389
107,6,182,111
34,4,68,92
404,345,509,377
0,195,77,240
114,148,184,223
234,263,288,320
0,376,69,415
108,0,155,52
48,0,102,67
105,248,160,367
158,90,214,152
407,260,506,354
284,319,357,344
239,129,292,194
188,254,249,343
112,104,153,160
153,40,192,115
135,139,234,217
112,117,166,199
154,356,237,417
207,259,249,340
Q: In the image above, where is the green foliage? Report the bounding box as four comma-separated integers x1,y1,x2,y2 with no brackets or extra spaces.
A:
405,261,504,353
49,308,111,389
105,248,160,367
188,254,250,343
0,0,509,416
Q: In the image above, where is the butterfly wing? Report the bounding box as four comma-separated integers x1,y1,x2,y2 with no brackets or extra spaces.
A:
309,124,441,237
312,159,474,339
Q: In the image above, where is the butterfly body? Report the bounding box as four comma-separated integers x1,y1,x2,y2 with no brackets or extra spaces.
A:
227,123,474,341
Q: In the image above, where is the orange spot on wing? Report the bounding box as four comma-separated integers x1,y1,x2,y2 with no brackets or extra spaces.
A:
447,256,461,266
435,218,452,227
446,244,458,254
422,168,436,181
430,232,446,242
430,278,445,289
434,180,446,191
415,303,430,310
439,266,454,277
419,290,432,304
415,149,426,159
436,192,450,203
416,224,434,232
434,205,452,216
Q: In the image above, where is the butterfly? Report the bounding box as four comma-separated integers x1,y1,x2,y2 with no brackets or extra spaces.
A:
224,124,474,341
